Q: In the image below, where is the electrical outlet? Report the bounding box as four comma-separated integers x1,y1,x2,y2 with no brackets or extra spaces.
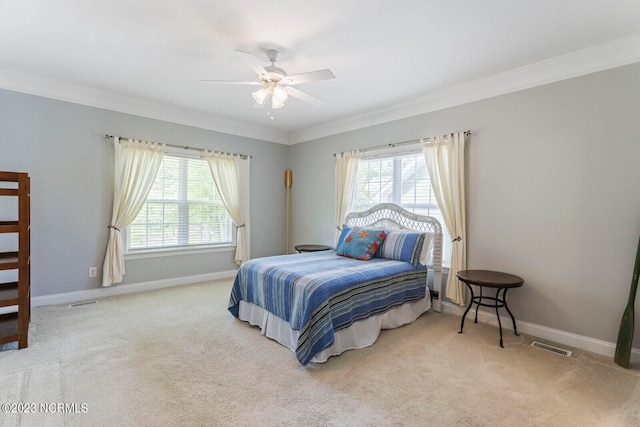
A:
88,267,97,278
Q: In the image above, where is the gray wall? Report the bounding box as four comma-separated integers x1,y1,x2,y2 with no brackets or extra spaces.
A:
289,63,640,346
0,89,289,297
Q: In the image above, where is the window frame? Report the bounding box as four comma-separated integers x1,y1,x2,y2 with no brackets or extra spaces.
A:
124,150,236,259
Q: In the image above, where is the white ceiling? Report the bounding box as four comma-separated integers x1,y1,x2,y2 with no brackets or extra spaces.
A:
1,1,639,144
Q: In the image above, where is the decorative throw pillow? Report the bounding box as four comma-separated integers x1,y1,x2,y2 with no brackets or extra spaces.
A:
377,231,426,266
335,225,352,249
336,227,386,260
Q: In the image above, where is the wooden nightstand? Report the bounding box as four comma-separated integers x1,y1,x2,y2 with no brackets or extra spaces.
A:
294,244,333,253
456,270,524,348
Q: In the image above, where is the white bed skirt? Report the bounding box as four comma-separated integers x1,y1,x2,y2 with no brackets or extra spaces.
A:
238,296,431,363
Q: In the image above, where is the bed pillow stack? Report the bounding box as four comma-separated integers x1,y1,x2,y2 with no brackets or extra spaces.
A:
376,230,426,266
336,227,386,260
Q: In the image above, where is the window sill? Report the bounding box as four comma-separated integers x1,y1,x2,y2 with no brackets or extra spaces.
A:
125,245,236,260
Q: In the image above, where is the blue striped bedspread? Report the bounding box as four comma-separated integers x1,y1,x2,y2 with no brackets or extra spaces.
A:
228,251,428,365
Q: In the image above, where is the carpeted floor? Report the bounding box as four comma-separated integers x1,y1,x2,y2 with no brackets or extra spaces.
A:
1,279,639,426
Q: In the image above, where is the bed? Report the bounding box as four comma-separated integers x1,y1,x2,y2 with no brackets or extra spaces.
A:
228,203,443,365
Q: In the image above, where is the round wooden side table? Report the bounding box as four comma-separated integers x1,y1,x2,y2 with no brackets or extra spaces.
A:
456,270,524,348
294,244,333,253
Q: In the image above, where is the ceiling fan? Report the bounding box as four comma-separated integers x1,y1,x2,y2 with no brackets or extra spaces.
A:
201,49,335,110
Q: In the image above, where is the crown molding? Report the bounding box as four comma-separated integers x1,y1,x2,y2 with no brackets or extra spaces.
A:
0,69,289,144
289,33,640,144
1,34,638,146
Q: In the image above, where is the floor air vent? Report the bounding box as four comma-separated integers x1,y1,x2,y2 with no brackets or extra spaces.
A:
69,301,99,307
531,341,572,357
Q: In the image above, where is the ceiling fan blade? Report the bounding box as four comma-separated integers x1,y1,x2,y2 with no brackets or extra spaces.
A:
282,69,335,85
233,50,268,76
200,80,263,85
283,86,325,107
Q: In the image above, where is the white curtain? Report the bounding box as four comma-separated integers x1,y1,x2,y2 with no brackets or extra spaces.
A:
204,152,251,266
423,132,467,306
335,150,362,241
102,137,164,287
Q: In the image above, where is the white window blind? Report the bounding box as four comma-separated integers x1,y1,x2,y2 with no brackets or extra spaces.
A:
126,154,233,252
356,153,441,220
356,151,451,265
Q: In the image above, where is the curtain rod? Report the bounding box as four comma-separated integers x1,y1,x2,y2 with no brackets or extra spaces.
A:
104,135,251,159
333,130,471,157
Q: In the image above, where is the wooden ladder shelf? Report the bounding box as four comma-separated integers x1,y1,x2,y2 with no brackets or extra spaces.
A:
0,171,31,349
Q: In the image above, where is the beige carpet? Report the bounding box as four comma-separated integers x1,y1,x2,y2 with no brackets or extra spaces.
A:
0,280,638,427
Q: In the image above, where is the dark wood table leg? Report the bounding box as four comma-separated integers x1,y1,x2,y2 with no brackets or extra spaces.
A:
458,282,475,334
495,288,505,348
502,288,519,336
474,285,483,323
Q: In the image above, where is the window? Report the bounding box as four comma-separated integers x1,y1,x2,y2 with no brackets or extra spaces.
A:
126,154,234,253
356,152,442,222
355,151,451,266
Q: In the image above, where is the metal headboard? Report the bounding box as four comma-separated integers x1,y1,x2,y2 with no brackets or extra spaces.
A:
344,203,443,312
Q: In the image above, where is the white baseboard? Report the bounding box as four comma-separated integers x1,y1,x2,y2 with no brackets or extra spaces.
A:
441,301,640,365
30,270,238,308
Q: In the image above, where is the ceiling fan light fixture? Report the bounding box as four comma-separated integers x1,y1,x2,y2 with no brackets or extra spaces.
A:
205,49,334,109
272,86,288,104
271,98,285,109
252,87,270,104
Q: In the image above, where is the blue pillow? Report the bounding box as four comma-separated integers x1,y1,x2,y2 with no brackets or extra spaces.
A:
336,226,352,249
336,227,386,260
377,231,425,266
